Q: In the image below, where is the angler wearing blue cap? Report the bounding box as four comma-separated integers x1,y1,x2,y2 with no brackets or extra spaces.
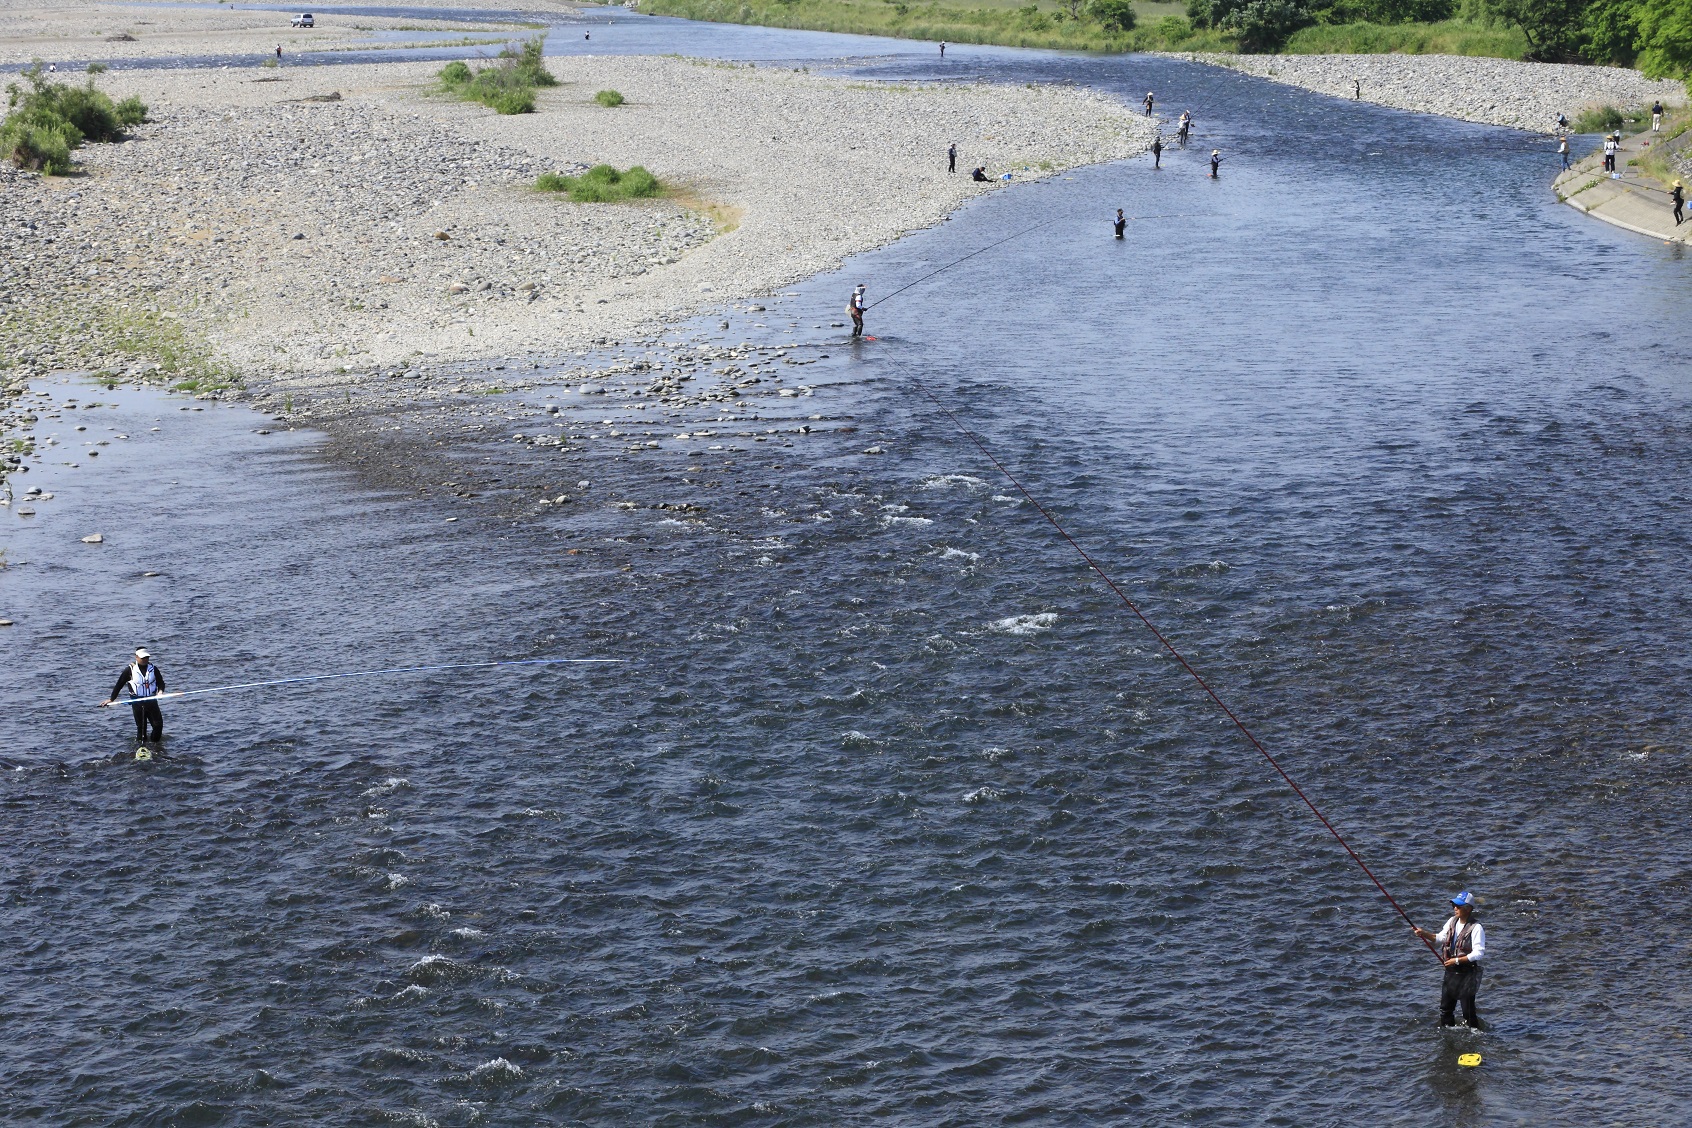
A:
1413,891,1485,1027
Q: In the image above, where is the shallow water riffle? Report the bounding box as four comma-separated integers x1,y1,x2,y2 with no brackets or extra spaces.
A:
3,44,1692,1127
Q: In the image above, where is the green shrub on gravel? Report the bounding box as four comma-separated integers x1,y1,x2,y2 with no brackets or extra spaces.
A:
594,88,625,107
1,64,147,175
535,164,661,202
438,35,556,115
1574,104,1627,132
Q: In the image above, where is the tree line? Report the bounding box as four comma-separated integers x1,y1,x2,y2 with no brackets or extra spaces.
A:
1186,0,1692,73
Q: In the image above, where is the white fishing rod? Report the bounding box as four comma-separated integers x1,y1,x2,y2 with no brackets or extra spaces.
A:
99,657,624,707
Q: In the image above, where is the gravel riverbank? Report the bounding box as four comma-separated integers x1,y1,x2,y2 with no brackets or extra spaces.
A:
0,53,1151,460
1176,52,1685,132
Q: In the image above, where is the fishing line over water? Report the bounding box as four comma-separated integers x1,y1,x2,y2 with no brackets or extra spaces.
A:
105,657,625,707
869,224,1438,956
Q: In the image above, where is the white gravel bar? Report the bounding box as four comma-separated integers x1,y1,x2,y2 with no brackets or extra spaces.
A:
1176,52,1686,132
0,54,1151,393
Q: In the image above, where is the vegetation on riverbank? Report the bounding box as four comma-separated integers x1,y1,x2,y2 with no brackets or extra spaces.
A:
1281,17,1526,56
438,35,557,114
1,64,146,175
637,0,1236,53
633,0,1691,74
535,164,662,202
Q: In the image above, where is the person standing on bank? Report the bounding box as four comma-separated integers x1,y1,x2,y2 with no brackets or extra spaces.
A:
101,647,166,742
848,284,866,337
1672,180,1684,225
1412,891,1486,1027
948,141,957,173
1652,100,1663,131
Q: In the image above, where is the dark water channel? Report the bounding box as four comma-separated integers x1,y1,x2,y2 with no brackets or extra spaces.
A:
5,37,1692,1128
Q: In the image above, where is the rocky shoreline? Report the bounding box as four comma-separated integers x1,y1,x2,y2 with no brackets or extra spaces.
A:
0,52,1152,493
1176,52,1685,132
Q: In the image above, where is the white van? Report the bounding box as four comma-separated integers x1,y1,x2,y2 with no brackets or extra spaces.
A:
290,13,314,27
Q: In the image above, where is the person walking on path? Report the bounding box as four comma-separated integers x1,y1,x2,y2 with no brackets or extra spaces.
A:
101,647,166,742
1209,149,1223,179
1412,891,1486,1027
1151,136,1163,169
1673,181,1684,226
1113,208,1126,239
947,141,956,173
1558,134,1570,171
1143,91,1154,116
848,284,866,337
1653,100,1663,131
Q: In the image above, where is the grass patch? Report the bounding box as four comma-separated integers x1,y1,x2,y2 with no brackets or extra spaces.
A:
536,164,662,202
104,308,240,393
438,34,557,115
1572,103,1659,134
594,88,625,107
1281,18,1528,57
1,63,147,175
638,0,1239,53
666,184,744,232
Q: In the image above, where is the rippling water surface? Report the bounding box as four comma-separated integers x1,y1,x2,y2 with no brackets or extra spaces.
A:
5,41,1692,1128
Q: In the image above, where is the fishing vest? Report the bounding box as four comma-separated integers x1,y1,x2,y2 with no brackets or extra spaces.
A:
1443,920,1476,963
129,662,159,699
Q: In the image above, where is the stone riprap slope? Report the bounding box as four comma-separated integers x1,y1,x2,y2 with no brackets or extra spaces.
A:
0,56,1151,397
1178,52,1686,132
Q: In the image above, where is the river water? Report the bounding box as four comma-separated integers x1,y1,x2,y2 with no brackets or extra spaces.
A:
5,22,1692,1128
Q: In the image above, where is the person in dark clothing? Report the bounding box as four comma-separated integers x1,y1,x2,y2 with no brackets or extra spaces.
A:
1143,91,1154,115
1113,209,1127,238
939,41,946,57
971,166,989,182
1151,136,1163,168
947,142,956,173
1209,149,1223,178
1412,891,1486,1027
1673,181,1685,225
101,647,166,741
1354,78,1360,99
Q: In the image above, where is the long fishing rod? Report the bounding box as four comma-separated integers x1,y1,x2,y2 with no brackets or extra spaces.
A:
100,657,624,707
894,358,1443,962
867,211,1215,314
859,206,1434,960
866,219,1056,310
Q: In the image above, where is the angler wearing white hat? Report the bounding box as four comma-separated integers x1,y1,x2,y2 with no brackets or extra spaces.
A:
1413,891,1486,1027
100,647,167,743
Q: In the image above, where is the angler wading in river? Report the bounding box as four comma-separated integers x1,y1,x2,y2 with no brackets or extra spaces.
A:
1412,891,1486,1028
100,647,165,742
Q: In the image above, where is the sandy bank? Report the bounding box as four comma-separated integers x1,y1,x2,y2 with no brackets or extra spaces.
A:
0,54,1151,407
1175,52,1685,133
